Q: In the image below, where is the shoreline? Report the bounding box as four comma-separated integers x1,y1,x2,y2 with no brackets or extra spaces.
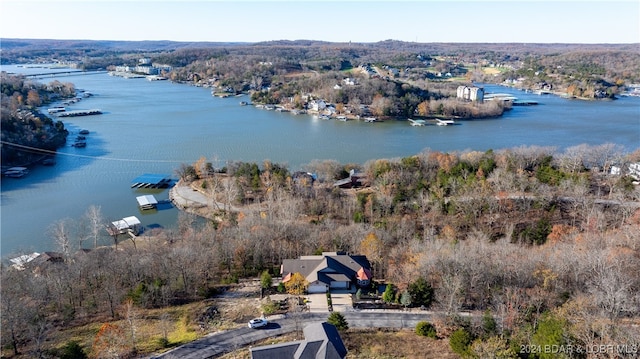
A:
168,179,212,219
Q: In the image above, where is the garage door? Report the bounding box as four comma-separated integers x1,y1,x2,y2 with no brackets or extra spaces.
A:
330,281,349,289
308,284,327,293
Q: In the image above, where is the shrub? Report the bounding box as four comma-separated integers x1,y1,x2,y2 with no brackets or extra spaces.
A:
156,337,170,349
59,341,87,359
415,321,437,339
531,313,568,359
261,298,279,315
382,283,395,303
482,310,498,338
449,328,474,357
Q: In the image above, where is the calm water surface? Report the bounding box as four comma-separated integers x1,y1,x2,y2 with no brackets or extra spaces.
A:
1,66,639,256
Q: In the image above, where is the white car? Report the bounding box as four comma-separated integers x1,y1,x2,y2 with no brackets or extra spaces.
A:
248,318,268,329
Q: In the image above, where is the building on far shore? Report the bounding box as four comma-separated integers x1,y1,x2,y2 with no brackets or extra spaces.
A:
457,85,484,102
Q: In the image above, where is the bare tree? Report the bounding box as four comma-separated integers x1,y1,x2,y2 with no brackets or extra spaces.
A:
85,205,104,249
222,176,239,215
589,255,637,320
49,218,73,258
123,299,138,353
1,268,31,356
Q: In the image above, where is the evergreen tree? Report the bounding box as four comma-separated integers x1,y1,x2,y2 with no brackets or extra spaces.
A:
327,312,349,331
382,283,395,303
408,277,434,308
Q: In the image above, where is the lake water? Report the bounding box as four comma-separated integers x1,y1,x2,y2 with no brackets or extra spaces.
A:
1,65,639,257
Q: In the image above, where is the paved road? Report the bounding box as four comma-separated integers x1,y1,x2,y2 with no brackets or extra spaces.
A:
148,311,448,359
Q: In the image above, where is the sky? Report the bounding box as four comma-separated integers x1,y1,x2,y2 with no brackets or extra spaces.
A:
1,0,639,44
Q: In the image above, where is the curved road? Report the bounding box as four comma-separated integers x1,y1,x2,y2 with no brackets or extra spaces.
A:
148,311,455,359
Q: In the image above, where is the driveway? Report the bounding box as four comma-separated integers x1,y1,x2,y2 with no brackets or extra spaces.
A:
330,292,353,312
306,293,329,313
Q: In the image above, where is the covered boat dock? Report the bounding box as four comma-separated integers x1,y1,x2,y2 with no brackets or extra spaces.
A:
131,173,172,189
107,216,142,236
136,194,158,210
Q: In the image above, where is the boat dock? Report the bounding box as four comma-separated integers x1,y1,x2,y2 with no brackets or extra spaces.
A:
484,93,518,101
56,109,102,117
106,216,142,236
136,195,158,210
131,173,173,189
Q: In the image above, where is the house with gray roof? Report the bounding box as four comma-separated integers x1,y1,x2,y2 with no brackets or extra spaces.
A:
281,252,372,293
250,322,347,359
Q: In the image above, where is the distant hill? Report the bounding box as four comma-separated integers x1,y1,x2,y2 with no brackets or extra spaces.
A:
0,38,249,52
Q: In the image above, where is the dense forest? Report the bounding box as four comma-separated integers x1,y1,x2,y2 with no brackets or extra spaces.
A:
0,73,72,166
2,144,639,358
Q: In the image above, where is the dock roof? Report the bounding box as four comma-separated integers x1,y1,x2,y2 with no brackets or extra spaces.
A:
111,216,141,231
136,195,158,207
131,173,169,185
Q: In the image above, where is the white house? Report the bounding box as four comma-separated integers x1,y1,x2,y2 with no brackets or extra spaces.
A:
342,78,356,86
309,100,327,112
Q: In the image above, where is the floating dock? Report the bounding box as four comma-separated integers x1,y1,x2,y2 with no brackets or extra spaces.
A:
57,109,102,117
131,173,173,189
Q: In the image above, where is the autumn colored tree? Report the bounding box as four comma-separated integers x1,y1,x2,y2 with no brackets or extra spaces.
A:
26,89,41,107
360,232,383,275
417,100,430,116
93,323,127,359
284,272,308,295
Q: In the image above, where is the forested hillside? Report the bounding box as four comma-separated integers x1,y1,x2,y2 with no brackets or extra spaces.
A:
2,145,639,358
0,74,71,166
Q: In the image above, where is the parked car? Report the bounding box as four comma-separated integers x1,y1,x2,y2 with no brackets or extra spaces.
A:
248,318,268,329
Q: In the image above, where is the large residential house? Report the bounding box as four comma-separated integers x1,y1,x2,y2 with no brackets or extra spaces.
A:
308,100,327,112
457,85,484,102
250,322,347,359
281,252,372,293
